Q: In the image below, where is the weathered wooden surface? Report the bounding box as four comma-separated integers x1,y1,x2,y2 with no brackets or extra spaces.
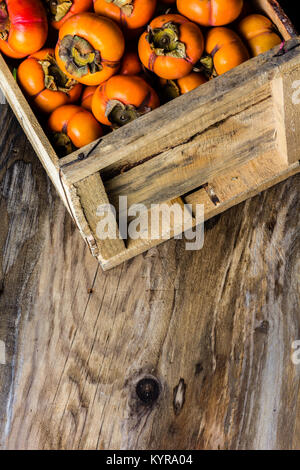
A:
0,104,299,450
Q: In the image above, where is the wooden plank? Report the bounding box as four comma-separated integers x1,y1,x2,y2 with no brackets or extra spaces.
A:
74,173,126,261
185,151,300,219
103,93,276,214
0,88,5,104
59,39,300,185
272,63,300,164
100,197,196,270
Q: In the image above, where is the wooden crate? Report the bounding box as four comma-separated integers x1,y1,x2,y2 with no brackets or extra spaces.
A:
0,0,299,270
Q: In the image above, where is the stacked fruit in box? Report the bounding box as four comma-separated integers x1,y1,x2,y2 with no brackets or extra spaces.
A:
0,0,283,155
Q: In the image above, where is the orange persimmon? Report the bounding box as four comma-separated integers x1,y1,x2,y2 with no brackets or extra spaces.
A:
177,0,243,27
0,39,28,59
17,48,82,114
238,14,282,57
176,72,207,94
92,74,159,127
48,104,103,154
93,0,157,30
120,49,142,75
55,12,125,86
0,0,48,58
46,0,93,30
138,14,204,80
160,72,207,100
206,27,249,75
81,85,97,110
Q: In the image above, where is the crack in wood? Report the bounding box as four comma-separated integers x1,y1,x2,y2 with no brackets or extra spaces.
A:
203,183,221,206
173,378,186,416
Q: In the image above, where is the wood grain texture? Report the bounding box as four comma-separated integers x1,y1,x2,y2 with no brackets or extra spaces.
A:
105,94,276,212
0,106,299,450
272,68,300,165
74,173,126,261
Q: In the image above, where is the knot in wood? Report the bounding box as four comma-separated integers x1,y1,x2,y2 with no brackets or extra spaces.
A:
136,377,160,405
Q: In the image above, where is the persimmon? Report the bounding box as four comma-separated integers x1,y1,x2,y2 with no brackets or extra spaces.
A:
120,49,142,75
177,0,243,27
138,14,204,80
160,72,207,100
17,49,82,114
92,74,159,127
93,0,157,30
55,12,125,86
0,0,48,58
46,0,93,30
238,14,281,57
48,104,103,154
81,85,97,110
0,40,28,59
206,27,249,75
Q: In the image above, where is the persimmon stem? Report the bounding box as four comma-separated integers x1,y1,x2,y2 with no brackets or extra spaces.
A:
39,54,77,92
105,0,134,18
106,97,152,128
59,35,102,78
161,80,180,101
52,132,73,156
106,100,139,128
196,54,216,78
46,0,73,22
146,22,187,59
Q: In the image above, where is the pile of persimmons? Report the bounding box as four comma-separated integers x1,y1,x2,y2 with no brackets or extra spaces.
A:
0,0,282,155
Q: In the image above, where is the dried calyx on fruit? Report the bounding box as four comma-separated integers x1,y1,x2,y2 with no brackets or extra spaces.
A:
59,35,102,78
39,53,77,92
161,80,181,100
105,96,151,128
53,132,74,156
146,22,186,59
46,0,72,22
0,1,9,41
105,0,134,17
194,54,216,78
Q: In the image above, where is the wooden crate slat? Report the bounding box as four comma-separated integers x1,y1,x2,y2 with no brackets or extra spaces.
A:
272,63,300,164
100,197,196,270
73,173,126,261
185,151,299,215
104,92,277,213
